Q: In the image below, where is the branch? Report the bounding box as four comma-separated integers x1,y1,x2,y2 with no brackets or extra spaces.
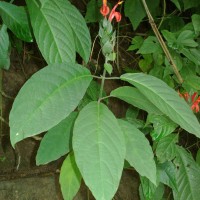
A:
141,0,183,84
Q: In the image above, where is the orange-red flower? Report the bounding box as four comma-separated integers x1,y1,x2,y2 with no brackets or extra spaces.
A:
179,91,200,113
108,1,122,22
100,1,123,22
100,0,110,17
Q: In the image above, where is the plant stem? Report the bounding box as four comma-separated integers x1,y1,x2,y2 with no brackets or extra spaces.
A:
0,116,9,126
92,75,119,80
141,0,183,84
99,69,106,101
158,0,166,29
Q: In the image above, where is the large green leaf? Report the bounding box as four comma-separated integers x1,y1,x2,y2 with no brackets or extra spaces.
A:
26,0,91,63
61,0,91,62
173,146,200,200
156,134,178,163
25,0,75,63
119,120,156,185
0,2,32,42
9,63,92,147
59,152,82,200
36,112,78,165
124,0,159,30
111,86,161,114
73,101,125,200
121,73,200,138
182,0,200,10
0,25,10,69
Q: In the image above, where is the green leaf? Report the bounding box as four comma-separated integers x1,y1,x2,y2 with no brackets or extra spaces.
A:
157,161,178,191
147,114,178,141
102,41,113,55
138,36,162,54
36,112,78,165
139,54,153,72
26,0,75,63
111,86,161,114
177,30,198,48
156,134,178,163
107,52,116,62
192,14,200,35
180,48,200,66
9,62,92,147
128,36,144,51
170,0,181,10
73,102,125,200
104,63,113,75
162,30,178,49
119,120,157,185
124,0,159,30
0,2,32,42
183,75,200,91
59,0,91,63
0,25,10,70
182,0,200,11
126,106,139,119
120,73,200,139
140,177,164,200
59,152,82,200
85,0,99,23
174,146,200,200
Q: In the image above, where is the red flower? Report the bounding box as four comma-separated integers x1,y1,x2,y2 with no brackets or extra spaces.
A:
108,1,123,22
191,94,200,113
100,0,110,17
179,91,200,113
100,1,123,22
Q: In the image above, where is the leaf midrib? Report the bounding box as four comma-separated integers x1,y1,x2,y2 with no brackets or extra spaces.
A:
123,75,199,133
178,151,196,200
54,0,86,56
0,7,25,27
36,2,62,62
17,74,91,135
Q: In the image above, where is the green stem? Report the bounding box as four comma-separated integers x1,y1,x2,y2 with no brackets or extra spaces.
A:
92,75,120,80
98,95,110,102
158,0,166,29
99,69,106,101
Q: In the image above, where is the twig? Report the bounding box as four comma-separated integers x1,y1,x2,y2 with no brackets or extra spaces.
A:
0,116,8,125
158,0,166,29
141,0,183,84
1,91,14,99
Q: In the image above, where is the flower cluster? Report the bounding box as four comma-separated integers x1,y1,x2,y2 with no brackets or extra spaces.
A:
100,0,123,22
179,91,200,113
